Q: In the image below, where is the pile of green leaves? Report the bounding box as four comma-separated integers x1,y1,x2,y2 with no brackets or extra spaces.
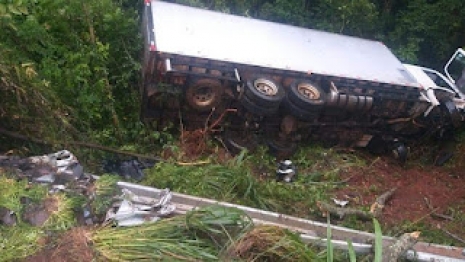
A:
92,205,253,261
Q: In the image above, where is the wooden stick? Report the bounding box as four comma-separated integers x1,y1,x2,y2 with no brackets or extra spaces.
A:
382,231,420,262
317,201,373,220
0,128,163,162
370,187,397,217
442,228,465,245
423,197,454,221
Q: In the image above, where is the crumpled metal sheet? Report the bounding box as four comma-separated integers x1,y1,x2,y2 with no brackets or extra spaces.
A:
106,188,176,227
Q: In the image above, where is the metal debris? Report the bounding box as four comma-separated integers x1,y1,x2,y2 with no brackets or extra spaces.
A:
276,159,297,182
105,188,176,227
332,198,349,207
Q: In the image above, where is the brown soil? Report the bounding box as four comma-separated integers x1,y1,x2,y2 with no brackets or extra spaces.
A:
22,196,59,227
23,227,95,262
332,156,465,240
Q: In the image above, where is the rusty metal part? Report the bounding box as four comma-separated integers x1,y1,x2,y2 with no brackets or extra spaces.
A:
253,78,279,96
297,82,321,100
186,79,224,111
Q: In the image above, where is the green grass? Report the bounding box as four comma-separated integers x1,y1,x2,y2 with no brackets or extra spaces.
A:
92,205,253,261
142,146,365,218
91,174,121,217
0,226,44,262
0,173,78,261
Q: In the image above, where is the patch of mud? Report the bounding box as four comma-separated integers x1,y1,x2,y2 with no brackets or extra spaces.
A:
23,197,59,226
23,227,94,262
332,156,465,239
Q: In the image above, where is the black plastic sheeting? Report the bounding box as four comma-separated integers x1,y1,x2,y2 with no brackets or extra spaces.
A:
103,159,156,181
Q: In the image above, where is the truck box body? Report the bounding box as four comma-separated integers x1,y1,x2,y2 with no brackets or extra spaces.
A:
148,1,418,88
141,1,465,160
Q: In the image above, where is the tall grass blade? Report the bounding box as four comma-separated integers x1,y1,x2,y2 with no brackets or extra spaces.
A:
326,216,333,262
373,218,383,262
347,240,357,262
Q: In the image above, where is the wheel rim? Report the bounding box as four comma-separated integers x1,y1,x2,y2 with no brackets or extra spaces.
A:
297,83,320,100
192,86,214,106
254,78,278,96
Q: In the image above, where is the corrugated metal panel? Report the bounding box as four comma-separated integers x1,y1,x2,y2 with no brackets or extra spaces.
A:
150,1,419,87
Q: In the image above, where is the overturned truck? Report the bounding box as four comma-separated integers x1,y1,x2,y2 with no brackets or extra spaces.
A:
141,0,465,160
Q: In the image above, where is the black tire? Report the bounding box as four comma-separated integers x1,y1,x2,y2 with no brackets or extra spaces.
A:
186,78,224,112
240,94,279,116
288,80,326,111
283,98,320,122
223,130,258,155
244,76,285,107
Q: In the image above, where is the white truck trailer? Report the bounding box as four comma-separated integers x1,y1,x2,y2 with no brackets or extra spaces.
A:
141,0,465,161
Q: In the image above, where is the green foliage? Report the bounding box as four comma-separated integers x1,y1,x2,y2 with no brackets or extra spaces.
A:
92,174,120,216
0,176,47,218
0,173,78,261
0,226,43,262
92,205,253,261
142,149,353,217
347,240,357,262
326,216,334,262
0,0,142,147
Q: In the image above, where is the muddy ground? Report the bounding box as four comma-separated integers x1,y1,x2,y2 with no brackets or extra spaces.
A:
332,151,465,244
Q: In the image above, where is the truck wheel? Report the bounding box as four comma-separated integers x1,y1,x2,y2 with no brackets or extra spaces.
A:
283,98,320,121
288,80,326,110
240,93,279,116
244,76,285,107
186,79,224,111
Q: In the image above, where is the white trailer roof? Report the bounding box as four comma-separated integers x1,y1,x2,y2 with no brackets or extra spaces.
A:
149,1,419,87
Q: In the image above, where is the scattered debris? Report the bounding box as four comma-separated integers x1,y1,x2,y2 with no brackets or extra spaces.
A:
317,201,372,220
332,198,349,207
318,188,396,220
228,225,321,261
1,150,464,261
103,159,155,181
424,197,454,221
0,150,83,184
0,207,16,226
276,159,297,182
105,188,176,226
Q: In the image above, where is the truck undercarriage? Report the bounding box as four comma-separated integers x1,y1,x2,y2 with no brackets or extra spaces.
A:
141,54,462,161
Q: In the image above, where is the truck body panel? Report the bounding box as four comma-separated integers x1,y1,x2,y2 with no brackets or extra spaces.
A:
149,1,418,88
